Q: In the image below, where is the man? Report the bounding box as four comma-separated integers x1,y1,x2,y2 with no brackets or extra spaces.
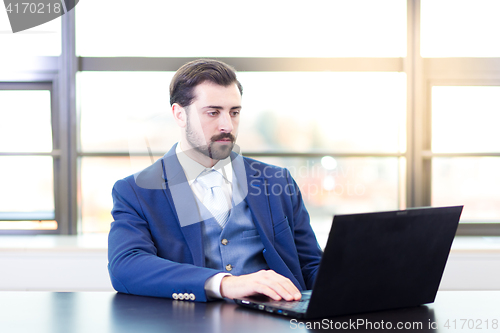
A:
108,59,322,302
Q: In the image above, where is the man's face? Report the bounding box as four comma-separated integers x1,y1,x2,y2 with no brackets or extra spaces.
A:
184,81,241,162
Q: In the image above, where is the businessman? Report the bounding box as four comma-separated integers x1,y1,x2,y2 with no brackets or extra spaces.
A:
108,59,322,302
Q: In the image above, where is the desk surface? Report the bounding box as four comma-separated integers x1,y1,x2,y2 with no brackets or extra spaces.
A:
1,291,499,333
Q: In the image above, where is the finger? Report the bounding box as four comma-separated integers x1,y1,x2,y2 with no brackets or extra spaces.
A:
280,279,302,301
265,278,298,301
259,272,300,301
254,284,282,301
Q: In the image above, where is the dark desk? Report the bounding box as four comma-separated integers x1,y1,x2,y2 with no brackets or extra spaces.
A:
1,291,499,332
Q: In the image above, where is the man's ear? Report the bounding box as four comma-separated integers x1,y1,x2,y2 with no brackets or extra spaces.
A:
172,103,187,128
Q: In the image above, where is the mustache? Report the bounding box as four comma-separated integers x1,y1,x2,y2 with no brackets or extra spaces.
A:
211,132,235,142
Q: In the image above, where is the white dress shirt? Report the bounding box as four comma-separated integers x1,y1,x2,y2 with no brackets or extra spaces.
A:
175,142,233,212
175,142,232,299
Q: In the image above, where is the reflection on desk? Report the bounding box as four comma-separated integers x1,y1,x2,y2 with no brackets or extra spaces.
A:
1,291,499,333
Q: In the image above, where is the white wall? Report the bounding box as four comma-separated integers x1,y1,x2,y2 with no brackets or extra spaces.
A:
0,235,113,291
0,250,112,291
441,252,500,290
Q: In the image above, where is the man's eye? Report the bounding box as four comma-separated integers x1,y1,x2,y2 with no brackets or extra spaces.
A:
208,111,218,116
231,111,240,116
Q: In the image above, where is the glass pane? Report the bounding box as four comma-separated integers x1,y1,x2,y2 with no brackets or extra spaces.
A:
78,72,176,153
80,156,163,233
0,11,61,56
0,156,54,215
421,0,500,57
432,86,500,153
257,156,403,247
238,72,407,153
79,72,406,154
81,156,403,239
0,90,53,152
77,0,406,57
432,158,500,222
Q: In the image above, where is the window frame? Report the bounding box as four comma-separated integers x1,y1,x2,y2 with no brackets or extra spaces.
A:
424,79,500,234
0,11,77,235
0,80,66,235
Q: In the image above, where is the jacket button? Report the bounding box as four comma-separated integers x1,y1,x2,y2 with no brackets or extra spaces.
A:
189,293,196,301
225,264,233,271
183,293,189,300
172,293,178,300
178,293,185,300
221,239,229,245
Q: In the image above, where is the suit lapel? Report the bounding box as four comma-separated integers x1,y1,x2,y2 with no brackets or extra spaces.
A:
242,159,274,246
161,145,205,267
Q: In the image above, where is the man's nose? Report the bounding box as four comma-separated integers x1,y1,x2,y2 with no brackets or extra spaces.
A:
219,112,233,132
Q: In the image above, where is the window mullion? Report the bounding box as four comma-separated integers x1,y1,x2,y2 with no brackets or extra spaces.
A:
58,9,78,234
406,0,428,208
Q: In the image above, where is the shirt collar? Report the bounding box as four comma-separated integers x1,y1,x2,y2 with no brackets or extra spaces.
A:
175,142,233,185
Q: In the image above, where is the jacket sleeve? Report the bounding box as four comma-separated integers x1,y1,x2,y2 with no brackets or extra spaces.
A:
286,169,323,289
108,178,220,302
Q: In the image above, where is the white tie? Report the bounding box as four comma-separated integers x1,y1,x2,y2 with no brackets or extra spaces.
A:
197,170,230,228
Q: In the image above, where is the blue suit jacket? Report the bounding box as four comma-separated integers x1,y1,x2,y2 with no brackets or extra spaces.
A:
108,145,322,302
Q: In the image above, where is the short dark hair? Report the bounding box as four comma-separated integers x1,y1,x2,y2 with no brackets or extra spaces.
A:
169,59,243,107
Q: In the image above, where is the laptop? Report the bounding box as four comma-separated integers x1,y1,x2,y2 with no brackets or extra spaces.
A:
235,206,463,319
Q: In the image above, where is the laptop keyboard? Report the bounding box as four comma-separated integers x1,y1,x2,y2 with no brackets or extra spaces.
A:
236,290,312,317
272,299,309,312
265,294,310,312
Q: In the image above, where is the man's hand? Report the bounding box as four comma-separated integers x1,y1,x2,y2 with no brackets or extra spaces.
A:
220,270,302,301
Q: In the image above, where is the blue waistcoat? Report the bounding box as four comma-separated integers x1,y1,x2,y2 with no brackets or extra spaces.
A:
201,199,269,275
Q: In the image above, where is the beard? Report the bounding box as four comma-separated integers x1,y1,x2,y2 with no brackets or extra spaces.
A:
186,118,236,161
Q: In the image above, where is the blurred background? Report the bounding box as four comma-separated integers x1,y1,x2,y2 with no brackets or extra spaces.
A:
1,0,500,244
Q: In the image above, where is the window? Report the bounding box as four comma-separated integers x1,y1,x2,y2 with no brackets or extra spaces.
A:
0,10,61,56
77,72,406,234
0,87,57,232
432,157,500,222
76,0,406,57
237,72,406,153
421,0,500,57
78,72,174,232
431,86,500,153
431,86,500,223
1,0,499,236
